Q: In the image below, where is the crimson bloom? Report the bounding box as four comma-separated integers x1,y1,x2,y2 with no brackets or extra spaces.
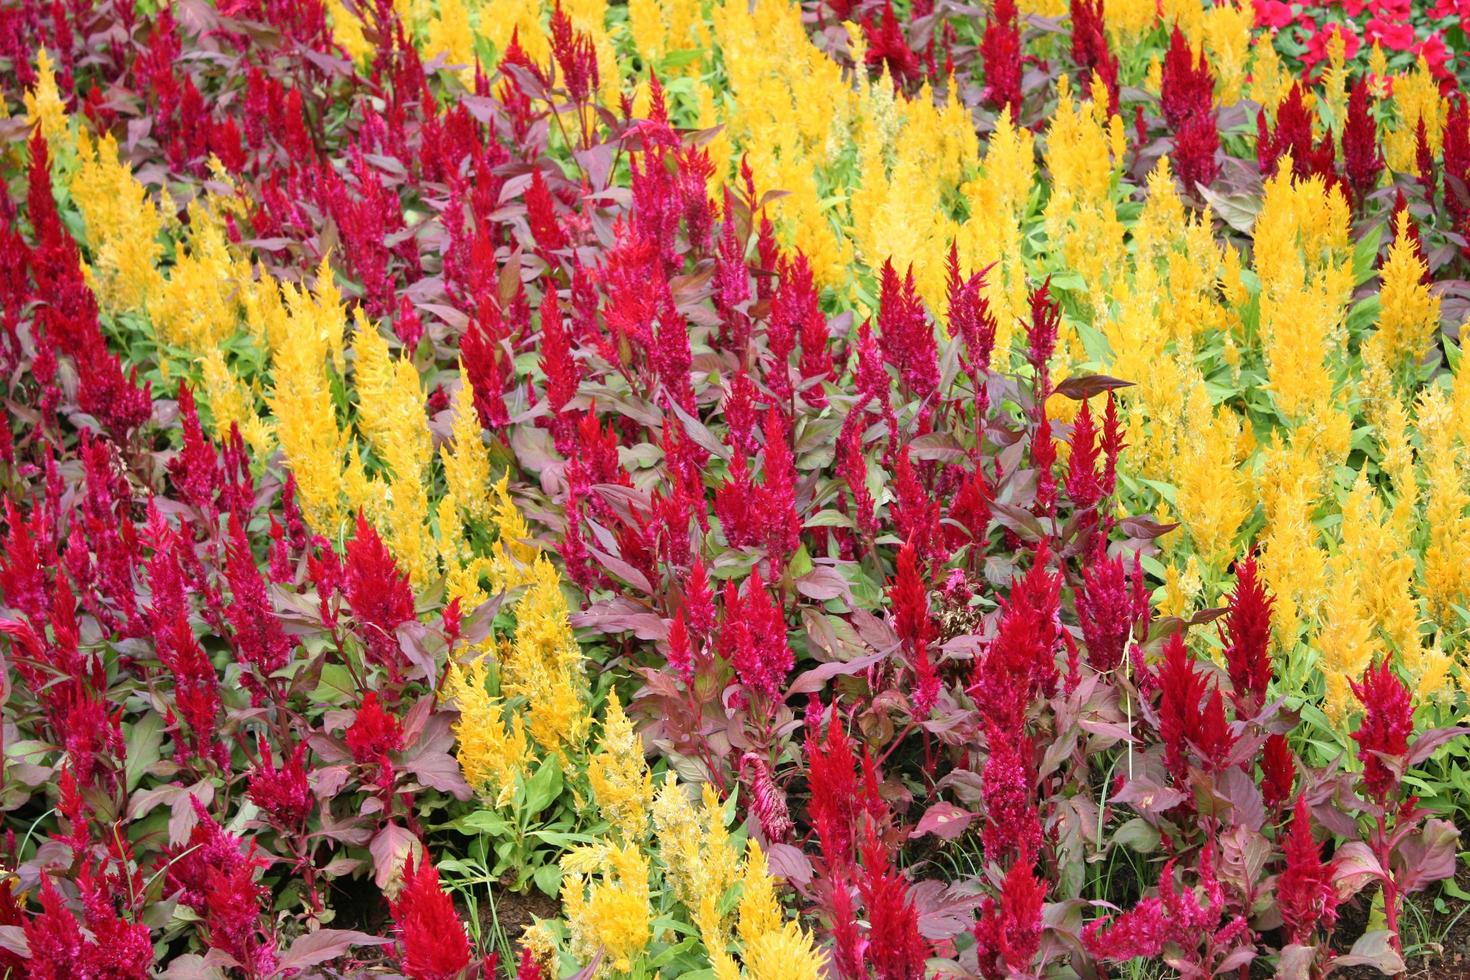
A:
390,854,472,980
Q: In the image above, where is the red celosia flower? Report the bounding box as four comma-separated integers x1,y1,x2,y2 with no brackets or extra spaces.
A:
1026,280,1060,405
1100,392,1124,496
667,606,695,686
1075,545,1144,674
525,168,568,253
168,384,222,511
947,245,998,407
247,734,313,828
460,300,510,430
395,295,424,351
390,854,472,980
1155,632,1209,783
970,545,1061,735
515,946,546,979
1082,859,1215,962
980,0,1022,119
857,821,928,979
1279,796,1338,944
1443,95,1470,230
1070,0,1118,113
1065,397,1103,510
347,691,405,780
550,3,599,105
24,872,153,980
223,512,294,701
720,569,793,700
862,0,921,88
892,446,946,566
759,408,801,561
839,424,878,537
714,451,760,549
1194,688,1238,771
741,751,794,843
890,540,939,714
1161,28,1219,190
1261,733,1296,810
972,858,1045,979
345,513,416,685
146,519,226,766
723,368,760,457
539,287,580,429
982,724,1042,865
167,797,277,975
1344,78,1385,206
684,557,717,638
1221,554,1274,717
806,702,859,868
1350,659,1414,804
876,261,940,404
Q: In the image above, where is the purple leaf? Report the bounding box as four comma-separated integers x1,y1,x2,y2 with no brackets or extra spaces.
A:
910,802,974,841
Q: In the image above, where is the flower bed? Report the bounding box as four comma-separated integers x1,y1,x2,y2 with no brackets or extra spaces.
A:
2,0,1470,977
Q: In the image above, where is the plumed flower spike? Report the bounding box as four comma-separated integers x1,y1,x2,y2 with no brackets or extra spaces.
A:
1025,279,1060,404
876,260,939,403
1260,733,1296,810
890,539,938,714
1350,659,1414,804
1160,27,1219,191
345,512,416,686
722,569,793,700
979,0,1022,119
972,858,1045,980
1221,554,1274,717
390,854,472,980
1278,796,1338,944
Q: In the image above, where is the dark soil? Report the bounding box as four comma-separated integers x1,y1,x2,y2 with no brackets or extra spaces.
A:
479,884,561,945
1327,862,1470,979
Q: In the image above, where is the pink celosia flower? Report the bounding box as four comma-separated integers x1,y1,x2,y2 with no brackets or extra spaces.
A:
741,751,794,843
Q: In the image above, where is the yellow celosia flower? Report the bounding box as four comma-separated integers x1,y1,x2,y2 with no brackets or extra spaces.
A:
563,842,651,975
1384,57,1445,173
148,201,243,353
325,0,374,63
442,371,493,523
445,652,531,806
1418,388,1470,625
489,475,541,590
1368,209,1440,371
70,131,165,313
588,691,653,843
24,48,69,150
503,557,590,755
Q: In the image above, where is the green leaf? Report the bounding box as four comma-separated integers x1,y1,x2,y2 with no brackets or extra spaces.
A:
523,756,563,818
458,810,512,838
1353,221,1386,287
533,862,563,898
124,712,164,793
